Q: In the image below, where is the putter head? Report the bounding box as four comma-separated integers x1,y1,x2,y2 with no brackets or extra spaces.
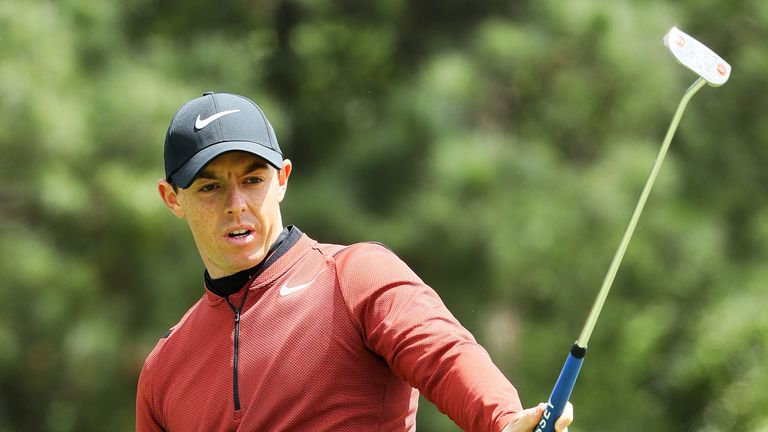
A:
664,27,731,87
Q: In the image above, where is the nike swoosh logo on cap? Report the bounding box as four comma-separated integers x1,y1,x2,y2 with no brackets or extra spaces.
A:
194,109,240,130
279,271,324,297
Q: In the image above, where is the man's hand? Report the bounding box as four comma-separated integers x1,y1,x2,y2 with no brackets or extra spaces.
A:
502,402,573,432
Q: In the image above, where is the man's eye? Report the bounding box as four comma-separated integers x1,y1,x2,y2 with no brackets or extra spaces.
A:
244,177,263,184
198,184,218,192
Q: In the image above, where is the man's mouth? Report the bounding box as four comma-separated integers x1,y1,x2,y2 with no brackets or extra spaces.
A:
228,229,252,238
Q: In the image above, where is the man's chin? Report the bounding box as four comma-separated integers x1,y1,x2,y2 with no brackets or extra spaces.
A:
232,251,270,271
207,246,270,277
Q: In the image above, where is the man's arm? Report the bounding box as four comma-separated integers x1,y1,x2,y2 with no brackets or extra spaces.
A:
136,355,166,432
335,243,524,431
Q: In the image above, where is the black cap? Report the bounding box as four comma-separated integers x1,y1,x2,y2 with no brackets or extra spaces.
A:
164,92,283,189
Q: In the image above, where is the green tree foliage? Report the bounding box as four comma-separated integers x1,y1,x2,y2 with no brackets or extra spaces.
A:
1,0,766,430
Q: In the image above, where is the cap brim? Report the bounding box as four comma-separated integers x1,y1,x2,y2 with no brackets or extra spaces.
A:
169,141,283,189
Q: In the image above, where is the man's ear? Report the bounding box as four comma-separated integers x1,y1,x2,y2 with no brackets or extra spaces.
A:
158,179,186,218
277,159,292,202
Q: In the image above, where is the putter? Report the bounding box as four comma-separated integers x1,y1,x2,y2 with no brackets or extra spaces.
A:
533,27,731,432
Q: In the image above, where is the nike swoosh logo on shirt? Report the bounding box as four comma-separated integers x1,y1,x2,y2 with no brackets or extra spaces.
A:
194,109,240,130
279,271,324,297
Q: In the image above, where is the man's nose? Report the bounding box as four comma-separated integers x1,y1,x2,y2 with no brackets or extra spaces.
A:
225,186,247,214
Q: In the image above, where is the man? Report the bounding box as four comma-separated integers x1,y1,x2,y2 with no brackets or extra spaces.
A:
136,92,574,432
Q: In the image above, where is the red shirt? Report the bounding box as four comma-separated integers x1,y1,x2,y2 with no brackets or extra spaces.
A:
136,234,522,431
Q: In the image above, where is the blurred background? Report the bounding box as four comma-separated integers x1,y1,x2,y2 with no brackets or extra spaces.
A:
1,0,767,430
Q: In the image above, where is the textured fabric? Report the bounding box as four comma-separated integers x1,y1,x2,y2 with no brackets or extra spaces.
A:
136,234,522,432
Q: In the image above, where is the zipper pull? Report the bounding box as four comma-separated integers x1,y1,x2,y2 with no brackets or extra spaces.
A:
234,309,241,324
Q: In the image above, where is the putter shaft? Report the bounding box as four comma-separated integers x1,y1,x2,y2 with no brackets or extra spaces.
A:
576,77,707,348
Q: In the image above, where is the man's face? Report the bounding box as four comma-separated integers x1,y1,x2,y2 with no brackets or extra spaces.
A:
159,152,292,278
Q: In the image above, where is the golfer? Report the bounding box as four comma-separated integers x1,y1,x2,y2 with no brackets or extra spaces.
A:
136,92,574,432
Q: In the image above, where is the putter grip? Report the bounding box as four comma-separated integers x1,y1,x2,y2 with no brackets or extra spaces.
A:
535,343,586,432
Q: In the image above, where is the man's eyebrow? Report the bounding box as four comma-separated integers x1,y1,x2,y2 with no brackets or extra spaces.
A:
242,160,269,175
193,160,270,184
194,169,218,181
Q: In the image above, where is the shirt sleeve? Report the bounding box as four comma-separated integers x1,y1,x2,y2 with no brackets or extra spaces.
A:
335,243,523,432
136,348,166,432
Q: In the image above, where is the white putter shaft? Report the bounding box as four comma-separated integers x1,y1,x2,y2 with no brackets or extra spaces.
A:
575,28,731,348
